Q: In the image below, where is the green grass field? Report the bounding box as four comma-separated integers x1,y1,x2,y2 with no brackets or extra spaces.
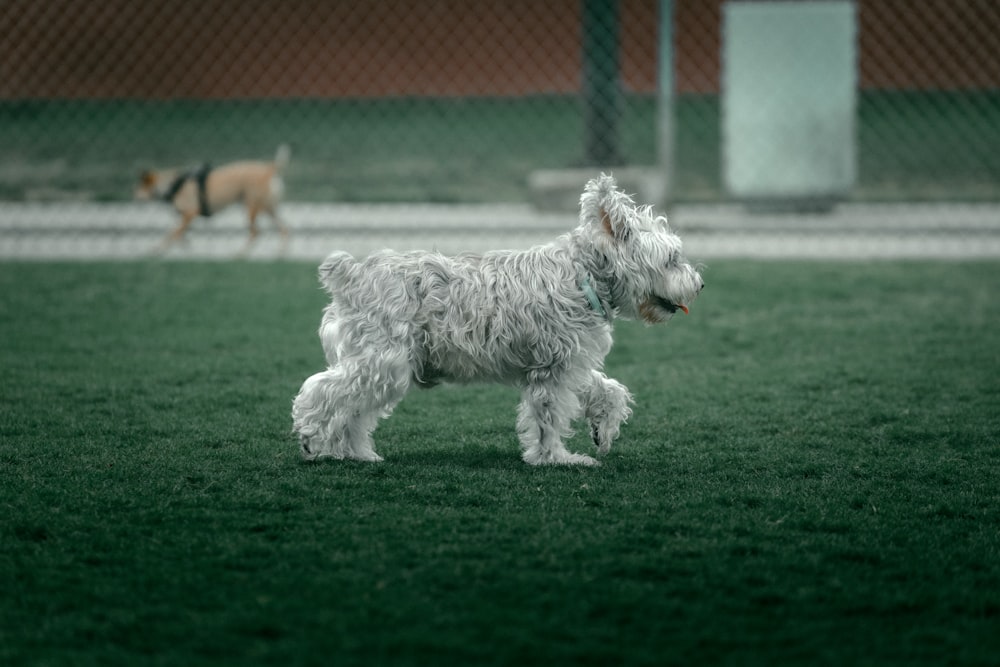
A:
2,260,999,666
2,90,999,203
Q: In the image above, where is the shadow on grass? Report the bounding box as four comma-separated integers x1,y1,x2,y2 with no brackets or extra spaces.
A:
293,441,629,473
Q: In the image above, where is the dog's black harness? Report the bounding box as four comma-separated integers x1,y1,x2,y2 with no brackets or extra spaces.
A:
163,163,213,217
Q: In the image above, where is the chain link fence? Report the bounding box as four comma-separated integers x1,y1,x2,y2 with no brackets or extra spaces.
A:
1,0,999,256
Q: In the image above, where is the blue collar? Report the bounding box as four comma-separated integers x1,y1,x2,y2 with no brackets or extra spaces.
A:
579,275,610,321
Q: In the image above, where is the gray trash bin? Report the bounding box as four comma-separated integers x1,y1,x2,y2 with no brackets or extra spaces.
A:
723,1,857,205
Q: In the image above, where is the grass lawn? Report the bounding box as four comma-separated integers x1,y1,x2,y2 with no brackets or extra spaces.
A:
1,260,999,666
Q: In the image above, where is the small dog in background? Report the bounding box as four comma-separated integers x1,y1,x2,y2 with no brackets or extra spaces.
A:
135,144,291,255
292,173,704,466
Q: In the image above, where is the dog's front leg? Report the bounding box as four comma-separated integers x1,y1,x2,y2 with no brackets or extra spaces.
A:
517,382,597,466
153,211,197,255
581,370,634,455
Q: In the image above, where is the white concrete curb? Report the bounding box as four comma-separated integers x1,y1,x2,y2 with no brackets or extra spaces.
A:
1,202,998,260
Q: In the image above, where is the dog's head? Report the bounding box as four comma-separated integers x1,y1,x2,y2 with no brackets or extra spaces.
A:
577,173,703,324
133,169,160,200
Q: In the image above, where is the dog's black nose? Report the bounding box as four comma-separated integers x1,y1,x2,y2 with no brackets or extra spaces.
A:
700,281,706,290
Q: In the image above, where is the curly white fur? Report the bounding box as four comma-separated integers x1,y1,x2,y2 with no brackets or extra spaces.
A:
292,174,703,465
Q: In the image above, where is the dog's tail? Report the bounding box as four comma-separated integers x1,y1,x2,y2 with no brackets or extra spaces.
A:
274,144,291,172
318,250,356,294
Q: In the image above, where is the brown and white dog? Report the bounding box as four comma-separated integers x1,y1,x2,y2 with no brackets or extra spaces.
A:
135,144,291,255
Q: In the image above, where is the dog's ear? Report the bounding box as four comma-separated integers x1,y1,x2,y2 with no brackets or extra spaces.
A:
583,173,632,242
599,205,615,238
138,170,155,186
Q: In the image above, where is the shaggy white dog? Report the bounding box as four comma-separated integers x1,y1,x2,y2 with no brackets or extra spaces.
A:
292,174,703,465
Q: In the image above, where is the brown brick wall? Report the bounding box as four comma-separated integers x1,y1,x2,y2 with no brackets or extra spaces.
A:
1,0,996,99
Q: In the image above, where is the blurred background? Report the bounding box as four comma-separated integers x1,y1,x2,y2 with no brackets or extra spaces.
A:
1,0,999,258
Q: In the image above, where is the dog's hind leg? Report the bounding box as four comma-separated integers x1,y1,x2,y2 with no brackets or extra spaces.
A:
265,206,290,256
580,371,634,455
292,368,348,460
237,207,261,257
343,347,413,461
517,381,597,466
292,348,412,462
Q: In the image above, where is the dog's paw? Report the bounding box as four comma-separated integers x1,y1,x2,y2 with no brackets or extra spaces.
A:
298,434,321,461
346,450,384,462
591,423,619,456
565,453,601,467
523,449,601,466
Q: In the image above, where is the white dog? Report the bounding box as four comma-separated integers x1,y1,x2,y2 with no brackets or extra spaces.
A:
292,174,704,465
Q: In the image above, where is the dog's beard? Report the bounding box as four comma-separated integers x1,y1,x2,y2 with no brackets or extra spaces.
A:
638,295,687,324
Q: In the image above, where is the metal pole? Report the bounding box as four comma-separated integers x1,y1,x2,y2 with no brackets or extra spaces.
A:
582,0,622,166
657,0,675,202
